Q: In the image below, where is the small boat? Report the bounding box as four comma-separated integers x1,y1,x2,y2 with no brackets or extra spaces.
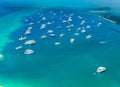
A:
96,66,106,73
66,24,74,28
99,41,107,44
97,22,102,27
62,20,67,23
47,22,52,25
67,16,72,22
15,46,23,50
80,20,86,25
27,27,32,30
18,36,26,41
24,40,36,45
86,25,91,29
86,35,92,39
29,22,34,25
67,29,71,31
74,33,79,36
54,42,61,45
81,29,86,33
60,34,65,37
77,27,81,31
49,34,56,37
66,25,71,28
42,17,46,20
24,49,34,54
40,24,46,29
70,38,75,43
25,30,31,35
41,35,47,39
78,16,83,19
47,30,53,33
25,19,29,22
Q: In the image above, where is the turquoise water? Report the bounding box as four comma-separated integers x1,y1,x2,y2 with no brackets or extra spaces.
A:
0,4,120,87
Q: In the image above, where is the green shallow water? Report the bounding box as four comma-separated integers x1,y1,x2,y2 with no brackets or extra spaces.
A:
1,44,120,87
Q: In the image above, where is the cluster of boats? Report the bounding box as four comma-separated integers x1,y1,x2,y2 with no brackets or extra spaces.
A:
15,9,106,55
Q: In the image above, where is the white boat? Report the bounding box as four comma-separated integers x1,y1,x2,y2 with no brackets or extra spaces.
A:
42,17,46,20
15,46,23,50
24,40,36,45
47,30,53,33
80,20,86,25
62,20,67,23
40,24,46,29
96,66,106,73
66,24,74,28
24,49,34,54
70,38,75,43
66,25,71,28
74,33,79,36
81,29,86,33
18,36,26,41
77,27,81,31
86,35,92,39
27,27,32,30
99,41,107,44
25,30,31,35
67,17,72,22
25,19,29,22
41,35,47,39
49,34,56,37
86,25,91,29
60,34,65,37
29,22,34,25
54,42,61,45
67,29,71,31
69,13,74,16
47,22,52,25
78,16,83,19
97,22,102,27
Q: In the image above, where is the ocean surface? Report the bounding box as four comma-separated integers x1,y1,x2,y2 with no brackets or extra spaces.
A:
0,3,120,87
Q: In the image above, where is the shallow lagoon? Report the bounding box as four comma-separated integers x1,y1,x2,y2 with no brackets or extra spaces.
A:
0,6,120,87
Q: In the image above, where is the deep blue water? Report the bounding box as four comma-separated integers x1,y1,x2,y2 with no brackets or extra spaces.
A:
0,6,25,17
